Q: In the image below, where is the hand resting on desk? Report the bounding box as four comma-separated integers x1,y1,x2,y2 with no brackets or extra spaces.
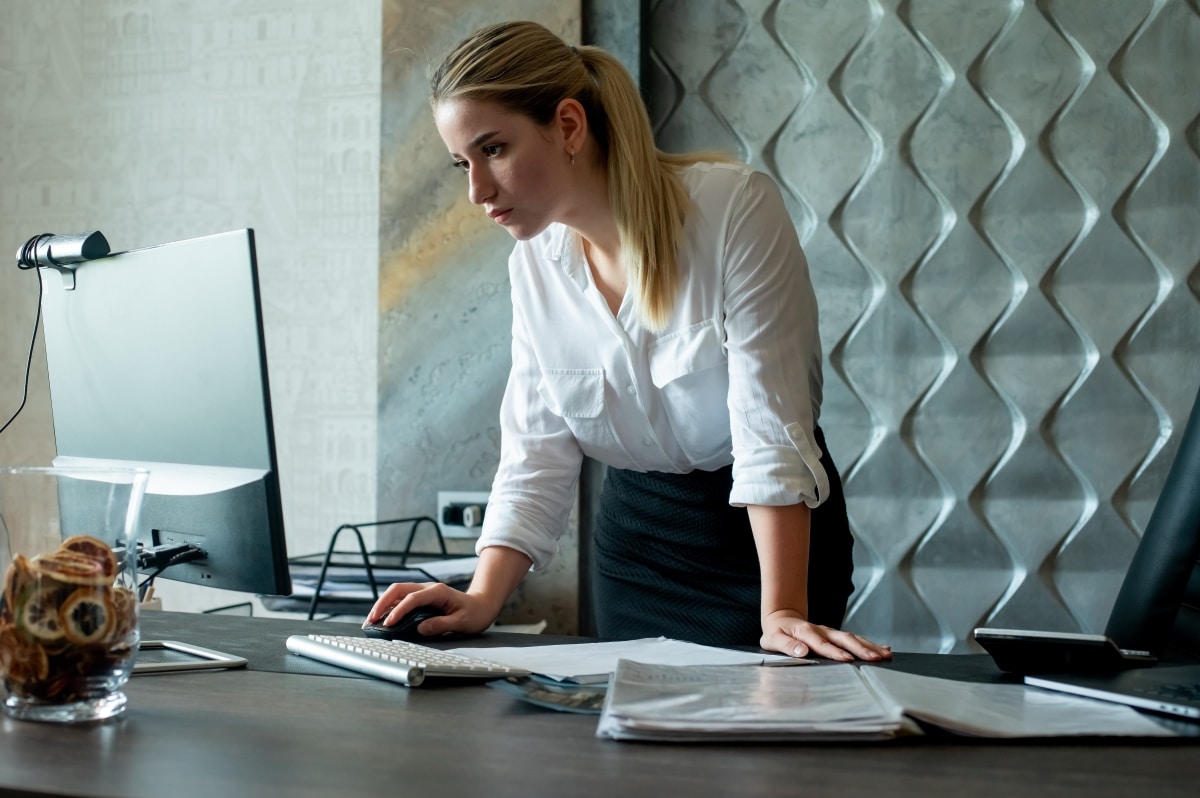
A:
761,609,892,663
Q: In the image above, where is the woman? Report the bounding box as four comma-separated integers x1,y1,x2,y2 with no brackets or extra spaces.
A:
367,20,890,661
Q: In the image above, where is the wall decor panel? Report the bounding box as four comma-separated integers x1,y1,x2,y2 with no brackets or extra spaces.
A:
647,0,1200,651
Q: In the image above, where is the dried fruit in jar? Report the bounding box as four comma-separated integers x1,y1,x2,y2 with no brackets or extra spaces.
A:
0,624,49,685
59,536,119,579
0,536,136,702
29,550,110,586
59,588,116,645
16,583,68,643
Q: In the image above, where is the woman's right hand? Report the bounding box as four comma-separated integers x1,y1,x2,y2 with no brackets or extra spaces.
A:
365,545,534,638
364,581,501,638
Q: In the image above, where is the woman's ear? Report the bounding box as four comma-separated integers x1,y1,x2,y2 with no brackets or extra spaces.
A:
555,98,588,156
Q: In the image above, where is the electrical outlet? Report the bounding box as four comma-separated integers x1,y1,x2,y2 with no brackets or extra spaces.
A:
437,491,489,539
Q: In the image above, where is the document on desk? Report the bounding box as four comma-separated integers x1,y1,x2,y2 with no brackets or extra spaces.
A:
594,661,1180,742
445,637,803,684
596,659,906,742
860,667,1177,738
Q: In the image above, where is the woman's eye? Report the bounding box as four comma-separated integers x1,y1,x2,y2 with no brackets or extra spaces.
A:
482,144,502,158
451,160,468,173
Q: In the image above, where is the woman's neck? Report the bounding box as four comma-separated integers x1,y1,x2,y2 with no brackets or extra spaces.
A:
581,233,626,315
561,164,625,314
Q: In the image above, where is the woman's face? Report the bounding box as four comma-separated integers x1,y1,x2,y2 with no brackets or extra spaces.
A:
434,98,569,241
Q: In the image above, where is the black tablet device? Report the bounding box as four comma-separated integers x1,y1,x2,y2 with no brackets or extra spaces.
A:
973,627,1158,674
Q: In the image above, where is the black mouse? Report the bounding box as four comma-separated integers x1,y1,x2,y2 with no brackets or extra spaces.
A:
362,605,444,642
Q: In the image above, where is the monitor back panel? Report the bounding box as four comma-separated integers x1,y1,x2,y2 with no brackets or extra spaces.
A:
40,229,273,472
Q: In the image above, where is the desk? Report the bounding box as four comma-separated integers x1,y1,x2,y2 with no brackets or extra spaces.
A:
0,612,1195,798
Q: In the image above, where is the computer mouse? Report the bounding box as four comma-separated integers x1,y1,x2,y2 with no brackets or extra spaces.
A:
362,605,444,642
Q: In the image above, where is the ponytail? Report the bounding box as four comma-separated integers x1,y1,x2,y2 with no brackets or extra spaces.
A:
575,46,693,330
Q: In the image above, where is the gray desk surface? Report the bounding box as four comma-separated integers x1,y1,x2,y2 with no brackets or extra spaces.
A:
0,611,1196,798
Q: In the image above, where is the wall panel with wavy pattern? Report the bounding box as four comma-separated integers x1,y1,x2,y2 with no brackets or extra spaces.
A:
647,0,1200,652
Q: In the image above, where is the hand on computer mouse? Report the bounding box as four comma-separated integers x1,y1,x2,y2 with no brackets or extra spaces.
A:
362,605,445,642
366,574,513,639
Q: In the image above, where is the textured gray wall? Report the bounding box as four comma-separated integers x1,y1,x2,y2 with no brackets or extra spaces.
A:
646,0,1200,652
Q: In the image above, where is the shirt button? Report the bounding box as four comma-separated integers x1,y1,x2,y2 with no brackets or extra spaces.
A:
626,385,637,396
642,438,653,447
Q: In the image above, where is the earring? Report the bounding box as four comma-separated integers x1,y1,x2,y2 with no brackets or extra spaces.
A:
570,150,576,166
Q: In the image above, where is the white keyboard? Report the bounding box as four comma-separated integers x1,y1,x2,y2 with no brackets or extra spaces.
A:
285,634,530,687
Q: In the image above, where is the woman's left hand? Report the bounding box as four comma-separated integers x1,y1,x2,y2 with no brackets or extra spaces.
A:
760,610,893,661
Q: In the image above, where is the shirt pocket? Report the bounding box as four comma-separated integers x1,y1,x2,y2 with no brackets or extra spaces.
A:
536,368,625,459
649,320,731,464
537,368,605,418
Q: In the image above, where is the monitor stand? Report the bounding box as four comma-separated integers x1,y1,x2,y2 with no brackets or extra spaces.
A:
131,545,248,673
133,640,247,674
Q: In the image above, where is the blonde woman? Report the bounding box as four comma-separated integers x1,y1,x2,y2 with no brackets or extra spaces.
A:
368,21,890,661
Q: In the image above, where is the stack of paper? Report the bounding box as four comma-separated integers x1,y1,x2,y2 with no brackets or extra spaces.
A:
594,660,1181,742
287,556,479,601
596,659,906,741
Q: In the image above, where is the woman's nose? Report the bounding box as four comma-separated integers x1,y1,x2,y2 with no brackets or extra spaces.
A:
467,169,493,206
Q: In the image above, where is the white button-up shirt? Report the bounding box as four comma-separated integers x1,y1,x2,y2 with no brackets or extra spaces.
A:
477,161,829,570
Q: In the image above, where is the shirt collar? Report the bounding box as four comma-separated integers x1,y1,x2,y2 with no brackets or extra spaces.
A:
542,224,590,292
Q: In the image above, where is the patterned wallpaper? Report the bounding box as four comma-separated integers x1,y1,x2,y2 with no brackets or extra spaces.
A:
647,0,1200,652
0,0,381,614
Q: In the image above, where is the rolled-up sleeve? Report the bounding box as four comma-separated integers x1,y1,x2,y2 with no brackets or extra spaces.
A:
721,172,829,508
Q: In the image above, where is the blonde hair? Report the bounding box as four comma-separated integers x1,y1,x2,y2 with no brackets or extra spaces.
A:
431,21,725,330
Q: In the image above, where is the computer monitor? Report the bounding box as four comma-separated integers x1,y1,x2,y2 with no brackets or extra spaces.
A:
37,229,292,599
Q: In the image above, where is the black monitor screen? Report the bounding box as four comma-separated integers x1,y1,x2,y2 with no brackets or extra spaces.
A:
39,229,291,597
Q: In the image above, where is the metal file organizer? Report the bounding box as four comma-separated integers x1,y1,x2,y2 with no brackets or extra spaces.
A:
261,516,475,619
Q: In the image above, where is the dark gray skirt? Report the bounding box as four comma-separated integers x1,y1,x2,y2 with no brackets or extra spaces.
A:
591,428,854,647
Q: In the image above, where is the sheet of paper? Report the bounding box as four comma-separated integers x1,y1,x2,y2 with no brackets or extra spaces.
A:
862,666,1178,738
446,637,804,683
